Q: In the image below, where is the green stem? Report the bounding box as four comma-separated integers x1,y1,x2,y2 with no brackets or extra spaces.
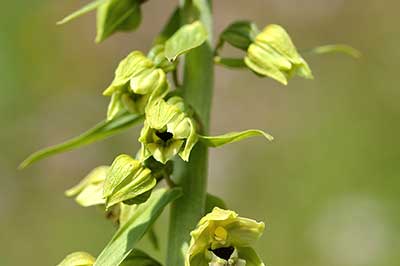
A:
166,1,214,266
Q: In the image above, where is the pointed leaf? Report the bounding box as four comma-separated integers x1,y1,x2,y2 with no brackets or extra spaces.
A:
165,21,208,61
57,0,107,25
19,113,144,169
96,0,142,43
94,188,182,266
199,130,273,148
304,44,361,58
57,251,95,266
120,249,162,266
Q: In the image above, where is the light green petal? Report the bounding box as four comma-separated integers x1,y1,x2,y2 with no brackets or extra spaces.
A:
57,251,95,266
148,140,184,164
75,183,105,207
256,24,300,64
179,118,198,162
226,218,265,247
65,166,108,197
145,99,179,130
107,91,126,120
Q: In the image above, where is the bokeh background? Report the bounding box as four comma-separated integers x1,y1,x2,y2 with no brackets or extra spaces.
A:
2,0,399,265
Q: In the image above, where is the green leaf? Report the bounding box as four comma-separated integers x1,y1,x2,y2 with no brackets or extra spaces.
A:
120,249,162,266
19,113,144,169
165,21,208,61
199,129,273,148
147,227,160,250
214,56,246,69
57,0,107,25
303,44,361,58
219,20,259,51
205,193,227,214
96,0,142,43
153,7,181,45
94,188,182,266
57,251,95,266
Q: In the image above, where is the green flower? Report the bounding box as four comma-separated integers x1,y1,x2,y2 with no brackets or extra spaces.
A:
245,24,313,85
186,207,265,266
103,51,169,120
138,96,198,164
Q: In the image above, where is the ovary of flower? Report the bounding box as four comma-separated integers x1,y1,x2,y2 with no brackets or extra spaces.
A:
214,226,228,243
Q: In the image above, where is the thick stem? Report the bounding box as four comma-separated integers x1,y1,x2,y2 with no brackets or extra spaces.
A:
166,1,213,266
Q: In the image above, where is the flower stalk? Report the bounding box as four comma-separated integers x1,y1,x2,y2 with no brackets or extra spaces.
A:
167,1,214,265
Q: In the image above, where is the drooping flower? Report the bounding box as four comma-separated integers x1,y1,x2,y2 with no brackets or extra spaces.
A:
186,207,265,266
245,24,313,85
138,96,198,164
103,51,169,120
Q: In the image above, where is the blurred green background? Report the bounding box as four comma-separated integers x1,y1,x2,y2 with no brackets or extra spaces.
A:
2,0,400,265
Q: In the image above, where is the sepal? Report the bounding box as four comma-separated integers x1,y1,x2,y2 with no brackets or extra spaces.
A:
65,166,108,207
103,154,156,208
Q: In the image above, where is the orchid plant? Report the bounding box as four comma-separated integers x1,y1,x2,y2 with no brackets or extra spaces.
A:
20,1,358,266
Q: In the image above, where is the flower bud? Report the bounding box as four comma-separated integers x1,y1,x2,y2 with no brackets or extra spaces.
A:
245,24,313,85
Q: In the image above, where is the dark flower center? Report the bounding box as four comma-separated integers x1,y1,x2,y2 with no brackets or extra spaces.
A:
156,130,173,142
210,246,234,261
